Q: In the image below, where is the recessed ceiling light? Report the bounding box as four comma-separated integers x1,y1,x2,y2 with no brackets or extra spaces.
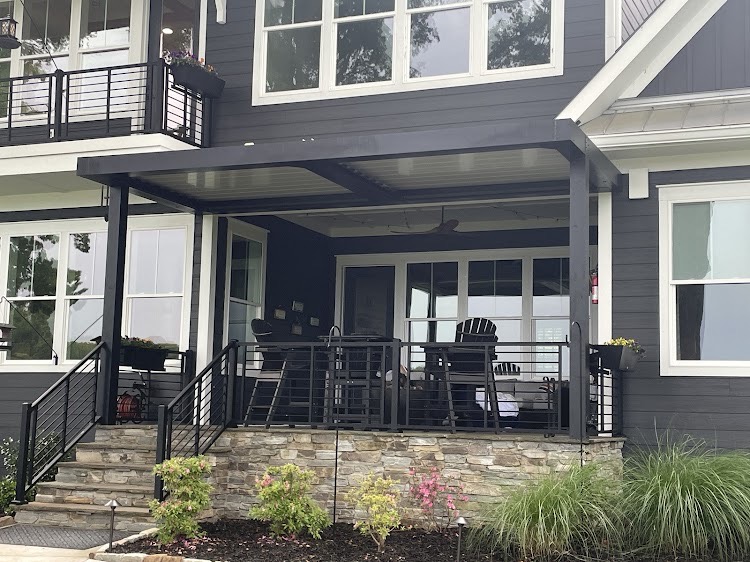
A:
162,27,173,34
244,141,255,146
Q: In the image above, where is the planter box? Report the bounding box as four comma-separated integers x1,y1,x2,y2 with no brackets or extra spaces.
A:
592,345,641,372
170,64,225,98
120,347,168,371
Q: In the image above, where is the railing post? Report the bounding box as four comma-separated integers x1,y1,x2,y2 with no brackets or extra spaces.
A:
154,404,167,501
225,341,238,427
61,377,70,447
390,341,399,431
13,403,32,504
52,69,64,140
148,60,165,133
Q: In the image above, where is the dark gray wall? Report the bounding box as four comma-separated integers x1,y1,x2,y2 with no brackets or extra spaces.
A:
205,0,606,146
622,0,664,41
640,0,750,97
613,173,750,450
0,374,61,443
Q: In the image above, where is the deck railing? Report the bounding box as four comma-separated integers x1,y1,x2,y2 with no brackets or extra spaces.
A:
13,342,104,504
0,59,210,147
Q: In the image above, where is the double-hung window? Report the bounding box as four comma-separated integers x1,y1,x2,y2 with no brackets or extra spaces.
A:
0,216,193,367
659,183,750,375
254,0,564,105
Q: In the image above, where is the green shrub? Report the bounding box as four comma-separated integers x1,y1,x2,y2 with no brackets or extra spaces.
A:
149,456,213,544
347,473,401,553
0,478,15,516
469,463,620,560
622,438,750,561
250,464,331,539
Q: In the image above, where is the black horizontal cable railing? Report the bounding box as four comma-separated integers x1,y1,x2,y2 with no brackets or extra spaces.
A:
589,351,623,436
0,59,209,147
236,340,594,435
154,342,238,500
13,342,104,504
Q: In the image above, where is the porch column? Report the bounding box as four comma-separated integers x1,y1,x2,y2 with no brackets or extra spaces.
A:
569,153,590,441
98,186,129,425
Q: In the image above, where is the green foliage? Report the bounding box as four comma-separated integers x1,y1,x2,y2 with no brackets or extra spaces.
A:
469,463,620,561
1,435,68,482
622,438,750,561
347,473,401,553
250,464,331,539
0,478,15,516
149,456,213,544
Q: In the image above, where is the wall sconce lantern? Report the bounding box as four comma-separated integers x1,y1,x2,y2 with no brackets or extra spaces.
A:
0,323,13,351
0,17,20,50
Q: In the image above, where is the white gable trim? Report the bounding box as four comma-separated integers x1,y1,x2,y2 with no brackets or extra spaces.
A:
558,0,727,125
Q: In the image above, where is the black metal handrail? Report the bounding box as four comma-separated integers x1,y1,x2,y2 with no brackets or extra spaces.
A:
13,342,104,504
154,341,237,500
0,59,210,147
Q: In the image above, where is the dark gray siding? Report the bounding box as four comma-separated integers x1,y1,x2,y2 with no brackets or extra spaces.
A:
622,0,664,41
640,0,750,97
613,174,750,450
0,373,61,443
205,0,606,146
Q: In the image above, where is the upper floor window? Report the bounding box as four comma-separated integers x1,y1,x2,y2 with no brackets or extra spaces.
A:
253,0,564,105
0,0,144,80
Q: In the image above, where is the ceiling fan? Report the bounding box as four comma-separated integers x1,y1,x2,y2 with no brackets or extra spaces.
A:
390,207,460,235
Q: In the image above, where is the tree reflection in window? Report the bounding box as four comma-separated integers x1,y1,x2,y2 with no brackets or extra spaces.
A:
488,0,551,70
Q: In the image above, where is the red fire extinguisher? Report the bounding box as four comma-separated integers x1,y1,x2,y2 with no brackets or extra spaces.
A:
590,270,599,305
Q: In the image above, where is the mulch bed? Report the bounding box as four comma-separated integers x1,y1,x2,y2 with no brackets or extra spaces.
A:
113,518,494,561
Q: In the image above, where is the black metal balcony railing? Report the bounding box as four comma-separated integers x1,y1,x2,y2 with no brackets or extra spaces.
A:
0,59,210,147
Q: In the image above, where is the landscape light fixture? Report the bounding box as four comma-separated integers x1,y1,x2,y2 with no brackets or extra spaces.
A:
105,499,121,550
456,516,467,562
0,17,20,50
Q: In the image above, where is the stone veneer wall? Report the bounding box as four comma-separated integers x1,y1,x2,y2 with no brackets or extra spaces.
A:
209,429,624,523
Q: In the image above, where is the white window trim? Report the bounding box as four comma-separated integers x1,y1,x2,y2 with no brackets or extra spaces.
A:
0,214,194,372
222,219,267,347
658,180,750,377
1,0,147,79
252,0,565,106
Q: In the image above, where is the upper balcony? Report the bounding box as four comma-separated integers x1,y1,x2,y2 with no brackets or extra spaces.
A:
0,59,211,148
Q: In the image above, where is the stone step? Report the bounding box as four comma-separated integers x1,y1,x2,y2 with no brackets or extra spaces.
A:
74,443,157,465
14,501,154,532
54,462,155,486
35,482,154,509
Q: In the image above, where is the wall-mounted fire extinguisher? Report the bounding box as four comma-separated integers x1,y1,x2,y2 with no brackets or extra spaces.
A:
590,269,599,305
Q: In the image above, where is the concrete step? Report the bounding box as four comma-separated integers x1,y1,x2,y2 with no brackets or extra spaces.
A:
74,442,157,465
14,501,154,532
54,462,155,486
34,482,154,509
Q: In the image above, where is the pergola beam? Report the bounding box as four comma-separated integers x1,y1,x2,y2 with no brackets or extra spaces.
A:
304,162,399,204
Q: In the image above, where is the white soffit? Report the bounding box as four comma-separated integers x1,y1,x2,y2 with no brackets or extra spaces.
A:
558,0,727,125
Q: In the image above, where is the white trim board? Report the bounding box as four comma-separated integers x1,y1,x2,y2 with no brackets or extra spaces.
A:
558,0,727,125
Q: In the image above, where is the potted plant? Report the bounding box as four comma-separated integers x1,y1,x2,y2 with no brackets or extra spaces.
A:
592,337,645,372
165,51,225,99
120,337,169,371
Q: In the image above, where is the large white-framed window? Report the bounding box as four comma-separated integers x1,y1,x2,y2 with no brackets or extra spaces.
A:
659,182,750,376
252,0,564,105
335,247,576,380
0,214,194,370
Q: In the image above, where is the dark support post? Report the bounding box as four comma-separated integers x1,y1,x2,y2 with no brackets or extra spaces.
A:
13,402,31,504
147,0,164,64
99,185,129,425
569,152,591,442
226,340,238,426
52,69,64,140
154,404,167,500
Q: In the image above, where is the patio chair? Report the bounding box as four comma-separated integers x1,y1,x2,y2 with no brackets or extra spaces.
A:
440,318,501,431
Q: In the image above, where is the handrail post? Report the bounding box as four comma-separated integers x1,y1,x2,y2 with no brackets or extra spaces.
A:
13,403,32,504
225,341,238,427
52,69,64,140
154,405,167,501
390,341,399,431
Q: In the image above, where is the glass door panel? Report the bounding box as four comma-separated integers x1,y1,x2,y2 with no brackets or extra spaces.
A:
343,266,395,338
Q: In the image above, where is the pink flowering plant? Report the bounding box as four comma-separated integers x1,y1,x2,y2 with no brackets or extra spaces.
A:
250,463,331,539
149,456,212,544
408,466,469,532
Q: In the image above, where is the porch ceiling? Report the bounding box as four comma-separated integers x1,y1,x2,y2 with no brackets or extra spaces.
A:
76,119,621,214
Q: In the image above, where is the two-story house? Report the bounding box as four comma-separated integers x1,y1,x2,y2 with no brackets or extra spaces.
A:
2,0,750,531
